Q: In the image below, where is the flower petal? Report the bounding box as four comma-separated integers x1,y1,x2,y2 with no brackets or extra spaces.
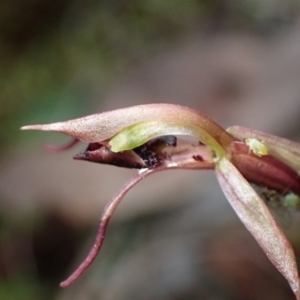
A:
215,157,300,298
227,126,300,175
21,104,234,149
109,120,226,158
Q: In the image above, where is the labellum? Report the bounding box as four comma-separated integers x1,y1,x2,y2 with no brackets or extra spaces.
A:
74,141,147,169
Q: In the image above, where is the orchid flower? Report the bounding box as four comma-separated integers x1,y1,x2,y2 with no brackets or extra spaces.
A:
21,104,300,298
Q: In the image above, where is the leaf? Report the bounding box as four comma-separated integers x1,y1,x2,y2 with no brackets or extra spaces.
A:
215,157,300,299
227,126,300,175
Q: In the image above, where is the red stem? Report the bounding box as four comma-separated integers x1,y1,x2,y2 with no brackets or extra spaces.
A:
44,138,80,152
60,167,166,287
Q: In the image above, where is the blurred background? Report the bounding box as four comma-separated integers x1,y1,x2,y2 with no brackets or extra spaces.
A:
1,0,300,299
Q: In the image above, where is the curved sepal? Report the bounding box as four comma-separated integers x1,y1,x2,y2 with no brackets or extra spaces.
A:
216,157,300,299
21,104,234,150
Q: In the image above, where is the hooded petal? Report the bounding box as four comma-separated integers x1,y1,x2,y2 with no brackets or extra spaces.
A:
215,157,300,298
21,104,234,150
